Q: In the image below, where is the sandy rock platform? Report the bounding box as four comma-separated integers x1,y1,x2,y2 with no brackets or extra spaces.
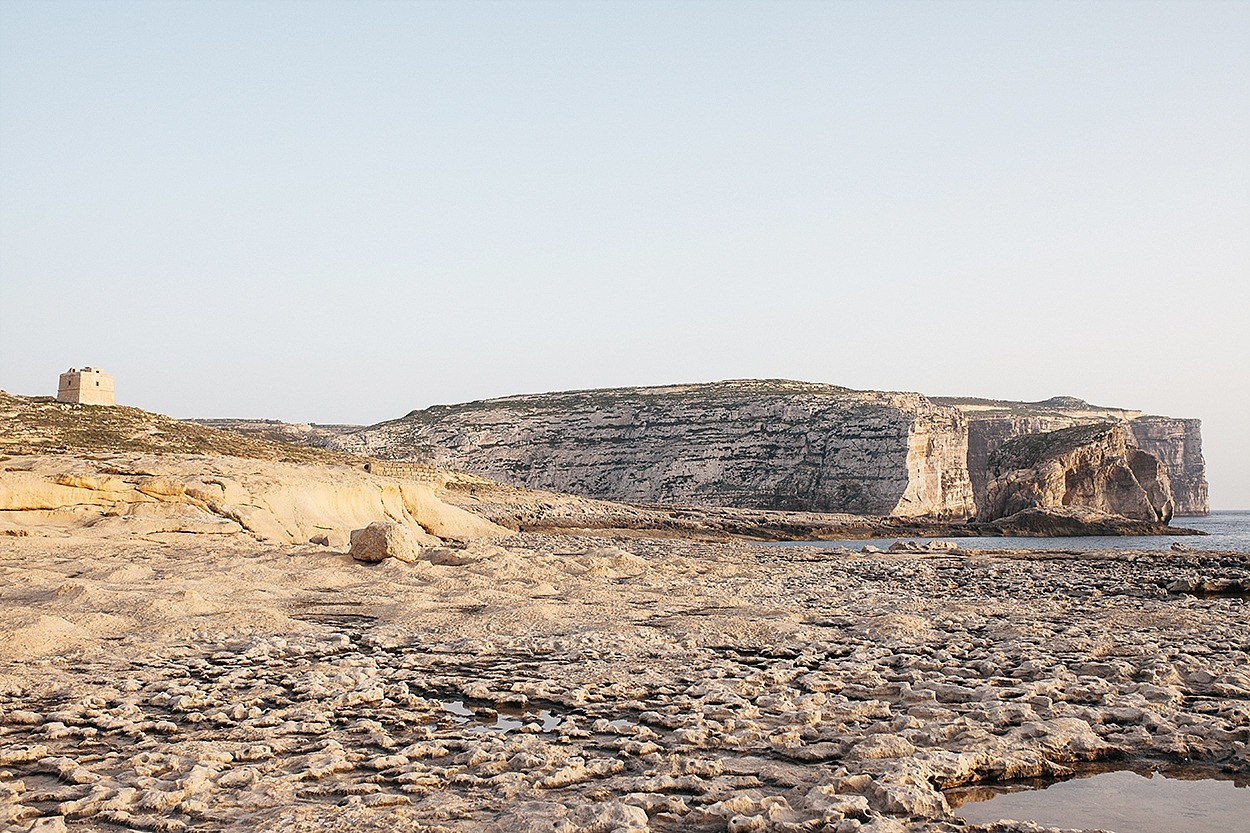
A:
1,532,1247,832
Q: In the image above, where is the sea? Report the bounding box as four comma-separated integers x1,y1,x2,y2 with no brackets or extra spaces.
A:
767,510,1250,554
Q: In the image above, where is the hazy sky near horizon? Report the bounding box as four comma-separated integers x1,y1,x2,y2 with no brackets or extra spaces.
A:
1,0,1247,507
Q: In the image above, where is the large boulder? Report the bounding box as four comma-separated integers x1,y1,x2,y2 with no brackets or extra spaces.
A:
981,423,1174,523
349,521,424,563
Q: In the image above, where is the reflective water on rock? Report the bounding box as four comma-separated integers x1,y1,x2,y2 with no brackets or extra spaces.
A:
439,699,564,734
949,766,1250,833
439,699,473,722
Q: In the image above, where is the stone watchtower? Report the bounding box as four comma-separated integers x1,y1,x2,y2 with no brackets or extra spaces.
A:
56,367,115,406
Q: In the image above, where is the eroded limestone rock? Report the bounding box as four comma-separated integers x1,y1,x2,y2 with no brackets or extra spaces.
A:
982,423,1174,523
0,453,509,544
937,394,1209,516
2,531,1246,832
349,522,423,563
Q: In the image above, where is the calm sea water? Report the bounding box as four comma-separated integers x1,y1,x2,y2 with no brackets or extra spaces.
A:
768,510,1250,553
950,766,1250,833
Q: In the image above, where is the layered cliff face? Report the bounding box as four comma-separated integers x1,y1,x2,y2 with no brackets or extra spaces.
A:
1127,416,1208,517
332,381,976,518
982,423,1174,523
935,396,1209,516
183,382,1208,521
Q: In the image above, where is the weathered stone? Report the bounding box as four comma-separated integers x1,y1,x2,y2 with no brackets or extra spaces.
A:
1128,415,1208,517
981,423,1174,523
568,800,649,832
2,529,1248,832
425,547,478,566
27,817,69,833
935,395,1208,516
0,449,507,544
984,506,1180,536
349,522,423,563
330,381,977,518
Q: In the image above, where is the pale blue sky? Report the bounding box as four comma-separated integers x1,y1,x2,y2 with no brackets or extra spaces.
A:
1,0,1247,507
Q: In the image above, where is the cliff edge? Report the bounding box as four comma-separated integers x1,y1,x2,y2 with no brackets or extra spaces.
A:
315,382,1207,520
329,380,976,518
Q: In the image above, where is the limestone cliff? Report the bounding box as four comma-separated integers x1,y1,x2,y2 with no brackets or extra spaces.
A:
329,381,976,518
934,396,1208,516
184,383,1209,521
981,423,1174,523
1127,416,1208,517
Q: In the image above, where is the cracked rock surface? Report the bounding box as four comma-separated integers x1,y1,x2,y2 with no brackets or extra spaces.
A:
1,532,1247,832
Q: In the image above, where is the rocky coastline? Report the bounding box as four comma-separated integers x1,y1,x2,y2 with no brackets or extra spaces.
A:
1,390,1240,833
437,477,1204,542
281,381,1210,519
0,388,1204,544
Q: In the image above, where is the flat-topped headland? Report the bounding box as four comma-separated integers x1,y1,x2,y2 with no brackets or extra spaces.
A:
202,379,1209,525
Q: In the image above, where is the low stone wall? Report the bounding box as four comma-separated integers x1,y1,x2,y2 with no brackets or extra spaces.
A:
363,460,446,486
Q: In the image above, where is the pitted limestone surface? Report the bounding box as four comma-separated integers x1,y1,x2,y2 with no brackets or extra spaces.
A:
1,533,1246,832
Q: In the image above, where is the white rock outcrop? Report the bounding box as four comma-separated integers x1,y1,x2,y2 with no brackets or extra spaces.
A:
982,423,1175,523
0,454,512,545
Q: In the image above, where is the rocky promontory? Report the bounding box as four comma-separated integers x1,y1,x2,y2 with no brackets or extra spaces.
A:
299,381,1207,520
935,396,1208,516
981,423,1175,524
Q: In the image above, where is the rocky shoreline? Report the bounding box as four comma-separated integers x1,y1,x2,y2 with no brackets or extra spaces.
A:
441,482,1207,542
0,402,1238,832
2,532,1246,832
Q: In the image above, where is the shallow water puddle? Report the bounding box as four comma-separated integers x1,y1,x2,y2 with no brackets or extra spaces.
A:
536,709,564,732
949,767,1250,833
439,699,564,733
467,708,564,735
440,699,473,722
